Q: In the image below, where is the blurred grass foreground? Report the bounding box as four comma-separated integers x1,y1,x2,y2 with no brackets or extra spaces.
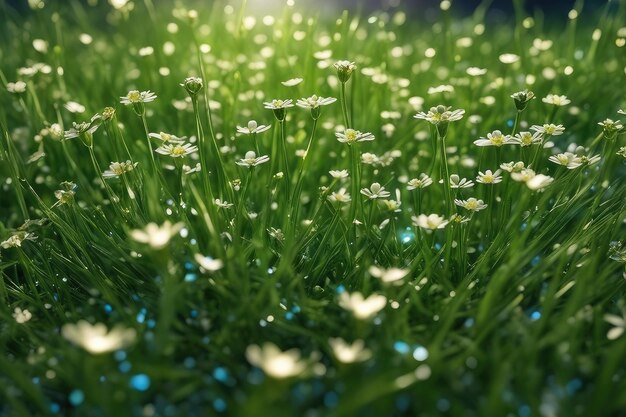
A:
1,0,625,416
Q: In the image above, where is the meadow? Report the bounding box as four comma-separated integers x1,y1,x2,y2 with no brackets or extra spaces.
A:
1,0,625,415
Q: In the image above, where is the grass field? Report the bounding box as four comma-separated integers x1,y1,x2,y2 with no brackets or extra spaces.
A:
1,0,625,415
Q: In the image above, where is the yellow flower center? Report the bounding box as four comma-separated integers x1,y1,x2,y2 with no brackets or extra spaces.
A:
171,146,186,156
345,129,357,142
127,90,141,102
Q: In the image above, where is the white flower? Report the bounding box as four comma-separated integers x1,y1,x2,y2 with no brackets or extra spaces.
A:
246,342,308,379
335,128,375,144
213,199,234,209
360,182,391,199
414,105,464,125
6,81,27,93
407,174,433,190
526,174,554,190
369,265,409,285
120,90,157,105
130,221,184,250
296,95,337,109
474,130,512,147
281,77,303,87
328,188,351,204
604,312,625,340
334,60,357,82
236,151,270,167
466,67,487,76
328,338,372,363
102,161,137,179
148,131,186,143
64,101,86,114
548,152,582,169
12,307,32,324
62,321,136,354
329,169,349,179
155,143,198,158
542,94,571,106
263,99,294,110
412,214,448,230
338,292,387,320
500,161,526,173
530,124,565,136
194,253,224,272
427,84,454,94
511,131,542,147
236,120,271,135
498,53,520,64
476,169,502,184
449,174,474,189
618,109,625,115
454,197,488,212
183,163,202,175
511,169,553,190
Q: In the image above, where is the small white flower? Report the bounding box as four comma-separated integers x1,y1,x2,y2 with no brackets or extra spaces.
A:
412,214,448,230
369,265,409,285
328,188,351,204
454,197,488,212
1,232,35,249
148,131,186,143
511,131,542,147
12,307,32,324
548,152,582,169
155,143,198,158
334,60,357,82
449,174,474,189
296,95,337,109
236,151,270,167
466,67,487,76
328,338,372,363
474,130,512,147
64,101,86,114
211,198,232,209
62,321,136,354
360,183,391,199
498,53,520,64
407,174,433,190
526,174,554,190
120,90,157,105
246,342,309,379
476,169,502,184
281,77,303,87
500,161,526,173
102,161,138,179
414,105,464,125
6,81,27,93
338,292,387,320
530,124,565,136
263,99,294,110
194,253,224,272
427,84,454,94
335,128,375,144
542,94,571,106
236,120,271,135
604,312,625,340
329,169,349,179
130,221,184,250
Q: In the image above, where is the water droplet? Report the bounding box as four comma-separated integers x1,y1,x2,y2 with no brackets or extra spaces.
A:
213,367,229,383
530,310,541,321
104,304,113,314
69,389,84,406
129,374,150,391
412,346,429,361
213,398,227,412
393,341,410,354
184,273,197,282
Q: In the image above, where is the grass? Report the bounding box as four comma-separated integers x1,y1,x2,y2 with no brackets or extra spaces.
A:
1,0,625,416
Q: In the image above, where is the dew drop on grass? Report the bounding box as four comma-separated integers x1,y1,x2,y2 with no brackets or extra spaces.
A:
129,374,150,391
69,389,84,406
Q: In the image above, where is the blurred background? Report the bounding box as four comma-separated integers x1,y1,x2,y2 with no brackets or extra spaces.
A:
5,0,611,18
